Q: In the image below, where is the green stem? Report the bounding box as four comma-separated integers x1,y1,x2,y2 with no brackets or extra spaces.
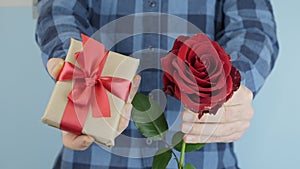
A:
179,141,186,169
162,139,180,166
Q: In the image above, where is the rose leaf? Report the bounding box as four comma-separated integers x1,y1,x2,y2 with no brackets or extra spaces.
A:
152,148,172,169
183,164,196,169
172,131,205,152
132,93,168,141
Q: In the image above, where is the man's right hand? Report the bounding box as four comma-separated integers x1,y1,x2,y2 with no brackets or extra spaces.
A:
47,58,141,150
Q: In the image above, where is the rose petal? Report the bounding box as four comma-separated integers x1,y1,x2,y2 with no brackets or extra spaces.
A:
173,72,198,94
162,73,176,95
177,42,193,61
162,33,241,116
174,84,182,100
211,41,231,76
172,60,199,89
161,52,177,75
172,36,190,52
230,66,241,92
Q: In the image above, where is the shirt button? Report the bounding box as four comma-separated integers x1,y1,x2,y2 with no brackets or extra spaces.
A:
146,138,153,145
148,1,156,7
148,45,154,51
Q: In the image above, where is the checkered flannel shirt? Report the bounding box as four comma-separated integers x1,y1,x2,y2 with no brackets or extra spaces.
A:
35,0,278,168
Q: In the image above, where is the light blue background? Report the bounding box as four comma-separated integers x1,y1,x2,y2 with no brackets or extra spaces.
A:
0,1,299,168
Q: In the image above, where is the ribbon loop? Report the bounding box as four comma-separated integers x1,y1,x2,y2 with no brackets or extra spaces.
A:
57,34,132,134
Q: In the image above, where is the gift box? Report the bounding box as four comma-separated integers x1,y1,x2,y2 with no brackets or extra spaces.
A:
42,35,140,147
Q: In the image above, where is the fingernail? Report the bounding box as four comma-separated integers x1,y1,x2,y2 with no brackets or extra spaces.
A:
82,141,90,147
182,124,192,133
183,112,194,121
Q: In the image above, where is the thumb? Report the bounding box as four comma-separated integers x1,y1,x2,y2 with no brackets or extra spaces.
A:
127,75,141,103
47,58,64,79
62,131,95,151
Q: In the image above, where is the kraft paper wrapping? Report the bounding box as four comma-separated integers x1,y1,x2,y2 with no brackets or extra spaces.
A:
41,38,140,147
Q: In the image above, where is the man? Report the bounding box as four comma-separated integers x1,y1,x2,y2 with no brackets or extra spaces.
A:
36,0,278,168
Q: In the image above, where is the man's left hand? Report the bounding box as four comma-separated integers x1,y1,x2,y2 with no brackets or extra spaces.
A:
181,85,254,143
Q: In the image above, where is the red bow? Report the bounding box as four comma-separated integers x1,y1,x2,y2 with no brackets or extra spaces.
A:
56,34,132,135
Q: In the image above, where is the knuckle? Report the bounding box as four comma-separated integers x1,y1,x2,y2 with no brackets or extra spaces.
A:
235,121,245,132
248,108,254,119
240,86,253,101
245,88,254,100
232,133,243,142
181,123,195,134
236,133,243,141
243,122,251,130
225,122,244,136
238,122,250,133
227,125,236,136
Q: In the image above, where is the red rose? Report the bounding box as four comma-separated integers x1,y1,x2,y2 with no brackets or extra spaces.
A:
162,34,241,117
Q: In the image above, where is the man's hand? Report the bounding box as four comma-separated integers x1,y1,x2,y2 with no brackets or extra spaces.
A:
180,85,254,143
47,58,141,150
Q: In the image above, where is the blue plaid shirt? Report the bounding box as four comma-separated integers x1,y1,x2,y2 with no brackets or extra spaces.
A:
35,0,278,169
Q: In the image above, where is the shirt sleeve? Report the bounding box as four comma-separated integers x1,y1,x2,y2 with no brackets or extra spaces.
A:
215,0,279,96
35,0,95,68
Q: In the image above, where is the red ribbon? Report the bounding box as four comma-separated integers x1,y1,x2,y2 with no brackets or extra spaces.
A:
56,34,132,135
